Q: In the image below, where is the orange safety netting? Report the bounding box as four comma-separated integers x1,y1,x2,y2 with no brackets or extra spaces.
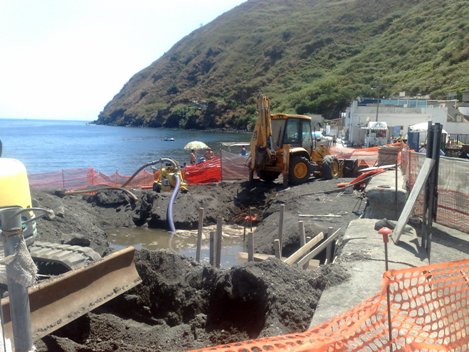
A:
184,156,222,184
331,146,379,168
331,142,404,168
29,168,155,191
29,158,223,191
190,258,469,352
402,149,469,234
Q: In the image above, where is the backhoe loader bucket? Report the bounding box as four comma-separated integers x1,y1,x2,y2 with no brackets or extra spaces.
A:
1,246,141,341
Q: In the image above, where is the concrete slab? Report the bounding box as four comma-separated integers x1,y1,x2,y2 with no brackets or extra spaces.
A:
364,169,407,220
310,218,468,327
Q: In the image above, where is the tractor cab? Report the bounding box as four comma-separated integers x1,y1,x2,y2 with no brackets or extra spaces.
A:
271,114,313,151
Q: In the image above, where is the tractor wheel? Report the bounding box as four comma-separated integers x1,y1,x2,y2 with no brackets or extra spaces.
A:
322,155,339,179
257,170,280,183
289,156,312,185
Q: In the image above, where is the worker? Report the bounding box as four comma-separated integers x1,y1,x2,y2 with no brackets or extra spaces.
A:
190,149,196,165
240,146,247,156
419,143,426,153
204,148,214,160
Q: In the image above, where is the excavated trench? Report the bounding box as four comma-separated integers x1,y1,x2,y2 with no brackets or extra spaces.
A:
32,178,357,351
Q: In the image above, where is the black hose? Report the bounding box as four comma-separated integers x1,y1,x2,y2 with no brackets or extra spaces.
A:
120,160,160,188
121,158,180,188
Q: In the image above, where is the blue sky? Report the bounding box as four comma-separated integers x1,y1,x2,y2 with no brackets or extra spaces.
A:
0,0,246,120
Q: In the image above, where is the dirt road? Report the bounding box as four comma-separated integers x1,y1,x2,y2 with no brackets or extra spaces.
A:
31,178,360,351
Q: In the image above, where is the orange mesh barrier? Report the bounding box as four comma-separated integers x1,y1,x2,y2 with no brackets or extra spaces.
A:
331,146,379,168
29,158,223,191
184,156,222,184
29,168,155,191
402,150,469,234
332,142,404,168
221,151,250,180
190,258,469,352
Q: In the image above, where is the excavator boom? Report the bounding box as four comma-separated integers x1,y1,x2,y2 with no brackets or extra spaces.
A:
249,95,275,172
1,246,141,341
248,96,339,185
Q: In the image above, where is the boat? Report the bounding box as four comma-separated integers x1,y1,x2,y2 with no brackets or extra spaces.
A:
163,137,175,141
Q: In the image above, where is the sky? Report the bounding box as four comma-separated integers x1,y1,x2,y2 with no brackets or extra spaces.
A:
0,0,246,120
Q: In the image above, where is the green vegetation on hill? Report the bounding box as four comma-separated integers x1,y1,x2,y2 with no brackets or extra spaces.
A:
96,0,469,129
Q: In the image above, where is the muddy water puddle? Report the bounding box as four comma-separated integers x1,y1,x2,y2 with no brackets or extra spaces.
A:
108,225,252,267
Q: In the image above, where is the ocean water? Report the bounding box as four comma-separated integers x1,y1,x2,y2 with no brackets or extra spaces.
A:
0,118,250,175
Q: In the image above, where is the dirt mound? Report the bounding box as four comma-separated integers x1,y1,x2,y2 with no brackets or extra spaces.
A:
253,178,361,256
38,250,348,351
29,178,358,351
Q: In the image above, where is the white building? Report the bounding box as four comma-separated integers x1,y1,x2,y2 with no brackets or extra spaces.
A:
343,97,469,146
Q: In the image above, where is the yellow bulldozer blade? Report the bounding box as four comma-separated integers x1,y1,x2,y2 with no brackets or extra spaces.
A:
1,246,141,341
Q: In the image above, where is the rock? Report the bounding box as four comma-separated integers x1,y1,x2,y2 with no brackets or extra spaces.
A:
63,233,91,247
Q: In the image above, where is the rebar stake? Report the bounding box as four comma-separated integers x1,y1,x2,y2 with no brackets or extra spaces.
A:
379,226,393,352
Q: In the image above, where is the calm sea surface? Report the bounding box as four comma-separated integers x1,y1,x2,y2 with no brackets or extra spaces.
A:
0,118,250,175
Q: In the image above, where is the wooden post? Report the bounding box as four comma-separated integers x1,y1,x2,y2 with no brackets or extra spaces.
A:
249,207,253,232
196,208,204,262
278,204,285,257
392,158,435,243
215,217,222,268
284,232,324,265
299,221,306,246
247,232,254,262
209,231,215,267
273,239,281,259
325,226,333,264
297,228,341,267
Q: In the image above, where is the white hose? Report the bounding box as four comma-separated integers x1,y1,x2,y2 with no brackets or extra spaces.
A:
167,174,181,234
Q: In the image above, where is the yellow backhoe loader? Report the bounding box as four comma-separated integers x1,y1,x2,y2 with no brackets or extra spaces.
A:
249,95,339,185
0,157,141,349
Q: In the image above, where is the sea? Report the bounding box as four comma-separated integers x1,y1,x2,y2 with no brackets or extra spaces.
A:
0,118,250,175
0,118,249,264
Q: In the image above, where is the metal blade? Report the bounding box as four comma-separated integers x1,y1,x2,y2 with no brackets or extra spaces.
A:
1,246,141,341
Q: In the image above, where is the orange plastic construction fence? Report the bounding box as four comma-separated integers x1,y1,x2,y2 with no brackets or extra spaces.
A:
190,258,469,352
29,158,223,191
332,142,404,168
184,156,222,184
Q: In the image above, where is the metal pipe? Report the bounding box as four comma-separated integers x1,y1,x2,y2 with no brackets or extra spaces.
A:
247,232,254,262
215,217,222,268
383,234,393,351
326,226,333,264
273,239,281,259
0,207,34,352
278,204,285,257
209,231,215,267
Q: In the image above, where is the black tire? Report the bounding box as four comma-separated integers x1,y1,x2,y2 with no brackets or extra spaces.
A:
257,170,280,183
289,156,312,185
322,155,339,179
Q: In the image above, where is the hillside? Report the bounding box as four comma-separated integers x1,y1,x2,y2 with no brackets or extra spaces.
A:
95,0,469,130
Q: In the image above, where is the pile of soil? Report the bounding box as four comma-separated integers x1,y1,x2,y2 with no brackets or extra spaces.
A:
30,178,359,351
